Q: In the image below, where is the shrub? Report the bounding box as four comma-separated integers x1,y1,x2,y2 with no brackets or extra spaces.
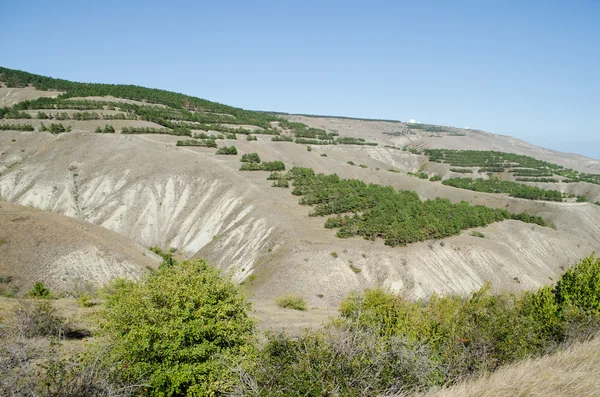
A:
320,153,327,157
554,254,600,317
175,139,217,148
103,124,115,133
306,145,312,152
15,300,68,338
29,281,50,298
247,134,257,141
234,321,440,395
429,175,442,182
240,152,261,163
330,251,338,258
470,231,485,238
0,123,34,131
215,145,237,155
48,123,67,134
347,161,355,165
275,294,307,311
100,260,254,396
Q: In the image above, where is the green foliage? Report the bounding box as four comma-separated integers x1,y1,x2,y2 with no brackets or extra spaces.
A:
443,177,564,201
295,138,334,145
595,201,600,206
470,231,485,238
275,167,546,246
3,109,32,119
335,136,378,146
338,256,600,383
349,264,362,273
330,251,338,258
306,145,312,152
515,177,558,183
246,134,257,141
175,139,217,148
240,160,285,172
408,172,429,179
236,323,440,396
554,255,600,317
429,175,442,182
419,148,600,187
576,195,587,203
121,126,178,135
103,124,115,133
450,168,473,174
320,153,327,157
240,152,261,163
29,282,51,298
260,161,285,171
275,294,308,311
407,123,449,132
48,123,68,134
101,260,254,396
347,161,355,165
215,145,237,155
0,123,34,131
271,135,293,142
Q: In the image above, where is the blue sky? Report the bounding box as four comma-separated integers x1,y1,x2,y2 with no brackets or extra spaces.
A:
2,1,599,159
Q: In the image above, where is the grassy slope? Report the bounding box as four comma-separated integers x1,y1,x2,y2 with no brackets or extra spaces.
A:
420,334,600,397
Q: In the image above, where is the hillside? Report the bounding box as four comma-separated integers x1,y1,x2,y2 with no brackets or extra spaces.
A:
1,67,600,308
0,200,157,295
420,334,600,397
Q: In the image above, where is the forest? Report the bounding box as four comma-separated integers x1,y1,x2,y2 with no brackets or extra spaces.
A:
270,167,546,246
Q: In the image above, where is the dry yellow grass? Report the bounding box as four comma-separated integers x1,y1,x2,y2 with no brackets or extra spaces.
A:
421,335,600,397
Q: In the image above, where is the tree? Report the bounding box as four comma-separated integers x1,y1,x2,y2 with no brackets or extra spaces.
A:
101,260,254,396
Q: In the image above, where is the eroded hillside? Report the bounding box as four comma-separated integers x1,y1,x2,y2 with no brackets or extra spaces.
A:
1,68,600,306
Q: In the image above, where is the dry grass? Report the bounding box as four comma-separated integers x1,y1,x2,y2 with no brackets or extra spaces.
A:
419,334,600,397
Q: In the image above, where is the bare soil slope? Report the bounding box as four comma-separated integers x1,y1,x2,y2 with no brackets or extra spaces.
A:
0,200,157,295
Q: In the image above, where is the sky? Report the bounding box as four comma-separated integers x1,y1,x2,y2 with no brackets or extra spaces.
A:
2,1,599,159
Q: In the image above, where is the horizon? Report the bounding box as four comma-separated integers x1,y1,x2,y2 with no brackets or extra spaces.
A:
2,1,599,159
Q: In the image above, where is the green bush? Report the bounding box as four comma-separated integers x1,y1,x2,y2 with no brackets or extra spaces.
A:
240,152,261,163
275,294,307,311
470,231,485,238
247,134,257,141
101,260,254,396
235,323,440,395
554,255,600,317
337,255,600,383
48,123,68,134
29,281,51,298
429,175,442,182
0,123,34,131
215,145,237,155
175,139,217,148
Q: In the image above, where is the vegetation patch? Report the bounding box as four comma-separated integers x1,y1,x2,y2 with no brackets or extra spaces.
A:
215,145,237,155
272,167,545,246
0,123,34,131
443,177,563,201
175,139,217,148
275,294,308,311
